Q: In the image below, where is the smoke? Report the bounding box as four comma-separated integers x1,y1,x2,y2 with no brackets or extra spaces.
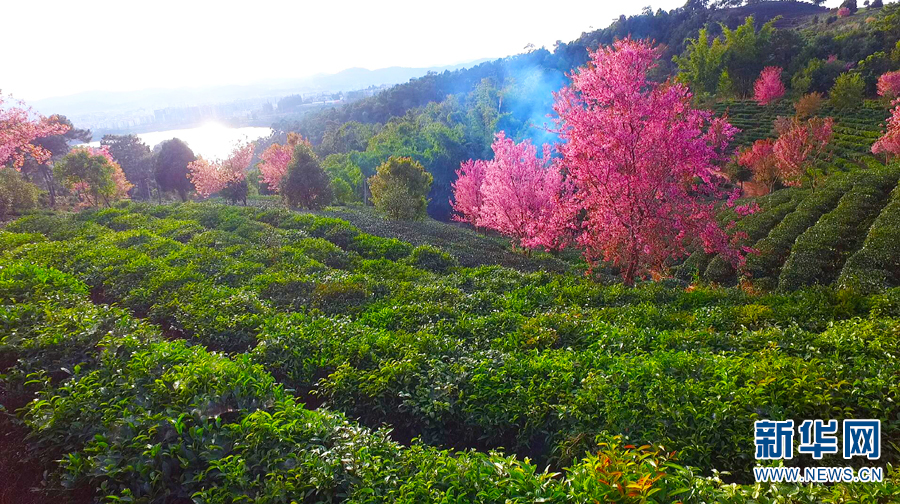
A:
498,61,568,148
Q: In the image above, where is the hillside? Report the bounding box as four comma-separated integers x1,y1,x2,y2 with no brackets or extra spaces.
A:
6,1,900,502
2,202,900,501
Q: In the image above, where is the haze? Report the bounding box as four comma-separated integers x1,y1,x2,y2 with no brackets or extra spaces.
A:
4,0,694,101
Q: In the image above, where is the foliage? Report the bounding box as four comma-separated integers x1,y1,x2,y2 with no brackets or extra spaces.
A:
0,91,70,170
780,165,900,290
280,143,332,209
839,179,900,292
753,66,785,106
554,39,745,284
674,27,727,97
101,134,153,200
368,156,433,220
873,101,900,157
738,139,779,192
257,132,306,192
187,141,254,204
53,145,132,207
3,202,900,503
154,138,196,201
455,132,570,250
830,73,866,111
0,167,39,218
772,116,834,188
322,153,364,205
794,92,825,118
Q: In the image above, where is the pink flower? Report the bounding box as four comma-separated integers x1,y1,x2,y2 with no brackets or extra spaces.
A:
753,67,785,106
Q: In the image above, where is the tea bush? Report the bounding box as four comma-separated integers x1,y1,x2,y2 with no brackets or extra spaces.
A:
3,202,900,502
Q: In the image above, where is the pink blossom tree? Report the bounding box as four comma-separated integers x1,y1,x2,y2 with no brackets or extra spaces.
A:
773,116,834,188
470,132,571,251
872,103,900,158
876,70,900,101
753,67,785,106
553,38,748,285
188,141,254,202
837,7,851,17
1,92,70,170
450,158,487,226
258,133,307,192
738,139,780,193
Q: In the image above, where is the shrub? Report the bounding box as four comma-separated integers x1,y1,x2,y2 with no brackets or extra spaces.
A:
311,280,370,314
351,233,413,260
794,92,824,118
779,167,899,290
153,138,196,201
839,181,900,292
0,167,40,218
368,157,433,220
404,245,458,273
830,73,865,111
280,143,332,209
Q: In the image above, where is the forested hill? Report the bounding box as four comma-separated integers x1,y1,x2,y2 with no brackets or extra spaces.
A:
271,0,895,220
281,1,827,142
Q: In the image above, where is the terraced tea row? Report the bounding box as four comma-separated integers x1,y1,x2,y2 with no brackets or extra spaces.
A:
2,203,899,496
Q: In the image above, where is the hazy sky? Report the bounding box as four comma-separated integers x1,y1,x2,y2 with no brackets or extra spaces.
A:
4,0,851,101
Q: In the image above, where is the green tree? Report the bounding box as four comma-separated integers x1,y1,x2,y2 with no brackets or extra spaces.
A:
102,134,154,200
20,115,91,207
323,153,364,205
318,121,379,157
0,167,39,218
53,150,120,207
840,0,858,13
830,72,865,110
280,143,332,209
721,16,777,96
153,138,196,202
368,156,433,220
674,27,727,96
717,69,734,98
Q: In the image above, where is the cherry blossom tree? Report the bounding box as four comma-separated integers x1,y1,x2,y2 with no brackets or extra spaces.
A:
876,70,900,101
753,67,785,106
258,133,307,192
450,158,487,226
837,7,851,17
553,38,748,285
187,141,254,202
459,132,570,250
773,116,834,188
1,92,70,170
738,139,780,192
872,102,900,158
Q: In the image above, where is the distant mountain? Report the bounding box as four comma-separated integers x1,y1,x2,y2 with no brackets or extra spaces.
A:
30,59,494,118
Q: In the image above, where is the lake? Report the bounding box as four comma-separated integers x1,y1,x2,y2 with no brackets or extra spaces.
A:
91,123,273,160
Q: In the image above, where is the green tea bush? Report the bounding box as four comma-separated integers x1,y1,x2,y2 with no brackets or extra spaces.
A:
839,179,900,292
746,173,854,282
780,166,900,290
404,244,458,273
4,202,900,502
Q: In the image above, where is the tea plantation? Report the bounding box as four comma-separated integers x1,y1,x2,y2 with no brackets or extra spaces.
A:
2,202,899,502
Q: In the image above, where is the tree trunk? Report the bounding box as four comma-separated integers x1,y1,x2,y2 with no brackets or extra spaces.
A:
41,166,56,208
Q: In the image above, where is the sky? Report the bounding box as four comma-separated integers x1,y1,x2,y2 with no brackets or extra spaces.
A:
3,0,850,101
